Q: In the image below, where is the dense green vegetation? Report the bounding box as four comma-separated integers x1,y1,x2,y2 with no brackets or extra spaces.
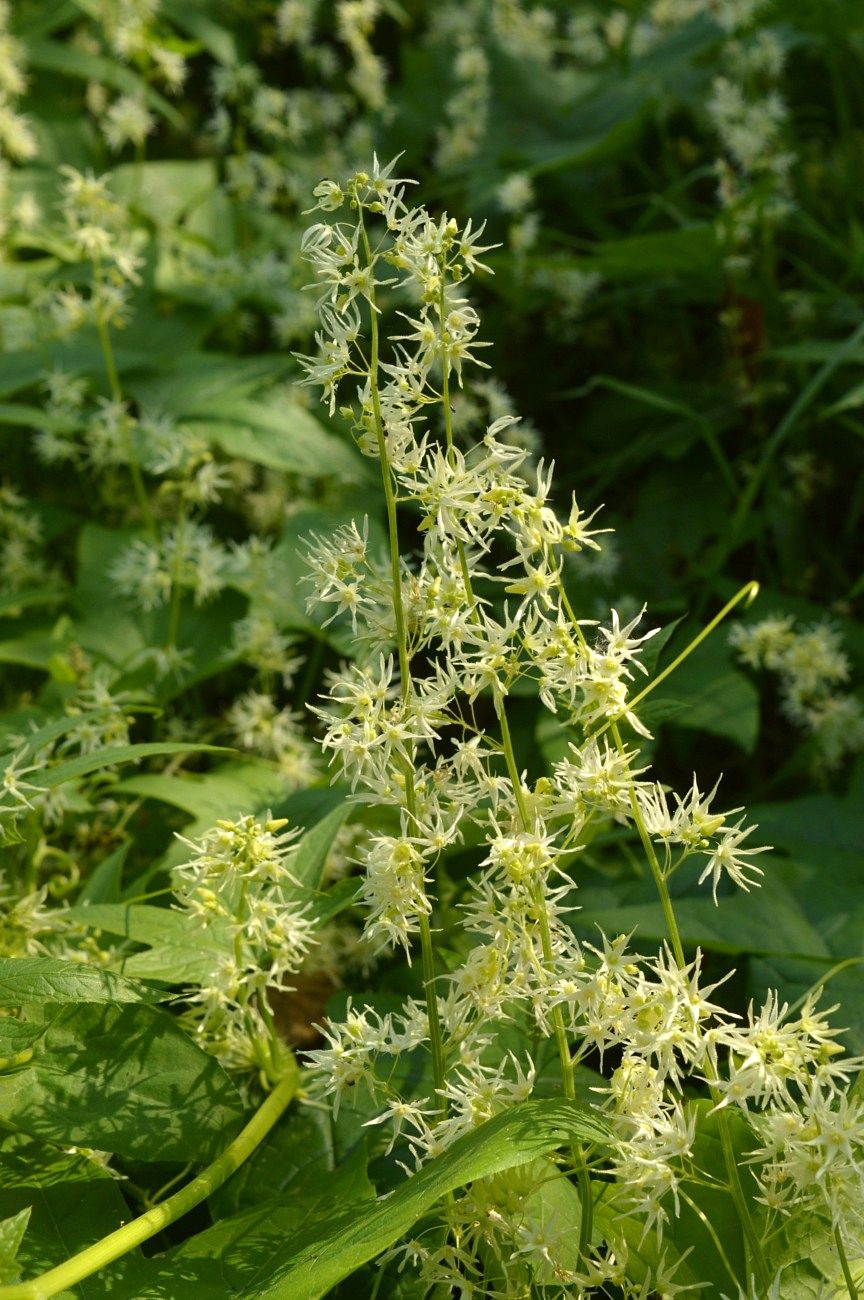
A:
0,1,862,1295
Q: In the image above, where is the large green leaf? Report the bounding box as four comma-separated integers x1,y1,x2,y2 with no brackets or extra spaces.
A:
0,957,161,1006
40,742,231,789
26,38,185,127
65,801,355,983
161,0,239,65
95,1146,371,1299
62,902,233,985
0,1207,30,1286
0,1175,130,1294
573,875,831,959
170,1145,374,1297
125,353,292,415
112,760,290,823
184,396,365,482
0,1135,132,1296
0,588,66,618
207,1108,335,1219
287,803,351,893
253,1098,611,1300
642,626,760,751
582,225,721,286
0,1002,244,1161
110,160,218,227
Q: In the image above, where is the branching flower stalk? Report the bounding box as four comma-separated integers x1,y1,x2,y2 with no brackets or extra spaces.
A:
55,168,155,535
297,158,864,1298
437,268,593,1244
357,202,448,1115
610,717,771,1294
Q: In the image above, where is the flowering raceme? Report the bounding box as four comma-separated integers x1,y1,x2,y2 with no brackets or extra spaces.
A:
293,158,863,1296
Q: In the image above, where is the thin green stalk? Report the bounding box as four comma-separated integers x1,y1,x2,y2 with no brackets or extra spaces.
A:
787,957,864,1017
494,686,531,830
94,292,155,537
418,911,447,1108
0,1074,298,1300
678,1186,741,1292
234,877,249,969
294,636,325,711
611,722,685,969
587,580,759,746
95,313,122,403
166,501,187,649
836,1225,860,1300
146,1162,193,1208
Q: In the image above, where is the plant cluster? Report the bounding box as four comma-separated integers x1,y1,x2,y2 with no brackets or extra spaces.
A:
0,1,862,1297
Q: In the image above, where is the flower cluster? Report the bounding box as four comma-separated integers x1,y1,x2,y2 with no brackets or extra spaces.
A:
731,616,864,772
291,159,864,1293
706,3,794,277
172,815,316,1077
48,167,146,333
0,485,58,595
0,2,36,168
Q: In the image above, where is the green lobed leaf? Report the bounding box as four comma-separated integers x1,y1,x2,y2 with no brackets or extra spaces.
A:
0,957,161,1006
62,902,234,986
0,589,66,617
25,38,185,127
0,1181,131,1297
110,159,219,228
0,1132,119,1191
112,759,289,822
0,1002,244,1162
184,396,365,481
207,1108,335,1219
287,803,352,893
573,878,831,959
171,1144,375,1296
78,842,130,905
93,1145,370,1299
642,625,760,751
0,1020,45,1061
0,1207,31,1286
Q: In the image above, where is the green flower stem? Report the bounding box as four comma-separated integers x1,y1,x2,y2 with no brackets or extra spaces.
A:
611,722,686,969
836,1225,860,1299
166,500,187,649
360,214,446,1117
93,271,155,538
0,1073,298,1300
610,720,771,1295
627,580,759,713
678,1187,741,1293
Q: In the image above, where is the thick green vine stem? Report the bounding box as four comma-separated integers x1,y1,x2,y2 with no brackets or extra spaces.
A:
0,1071,299,1300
